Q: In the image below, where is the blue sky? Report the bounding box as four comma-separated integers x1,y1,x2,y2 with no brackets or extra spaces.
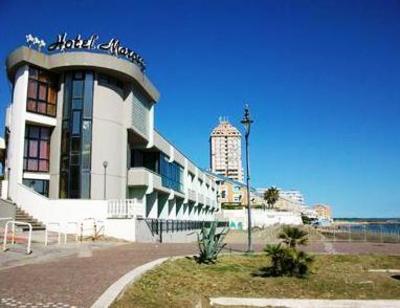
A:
0,1,399,217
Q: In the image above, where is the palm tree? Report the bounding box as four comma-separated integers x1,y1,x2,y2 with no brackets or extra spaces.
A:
278,226,308,248
263,186,280,210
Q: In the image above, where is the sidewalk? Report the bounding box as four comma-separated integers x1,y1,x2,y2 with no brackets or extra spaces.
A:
0,241,399,307
0,242,198,307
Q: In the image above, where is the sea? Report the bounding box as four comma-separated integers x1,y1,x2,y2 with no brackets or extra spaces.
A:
333,218,400,234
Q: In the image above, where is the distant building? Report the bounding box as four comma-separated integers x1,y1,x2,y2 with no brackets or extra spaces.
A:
206,171,262,209
313,204,332,219
210,118,243,182
256,188,305,212
279,190,305,205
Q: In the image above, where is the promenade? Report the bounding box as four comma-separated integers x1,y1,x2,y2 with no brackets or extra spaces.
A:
0,241,399,307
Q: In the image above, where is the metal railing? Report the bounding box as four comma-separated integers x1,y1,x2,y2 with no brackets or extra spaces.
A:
142,218,228,239
314,224,400,243
45,222,62,246
3,221,32,254
107,199,135,218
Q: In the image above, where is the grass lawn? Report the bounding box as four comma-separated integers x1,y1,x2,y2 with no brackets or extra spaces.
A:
112,254,400,307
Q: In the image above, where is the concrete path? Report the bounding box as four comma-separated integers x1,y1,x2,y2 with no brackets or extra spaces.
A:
0,242,197,307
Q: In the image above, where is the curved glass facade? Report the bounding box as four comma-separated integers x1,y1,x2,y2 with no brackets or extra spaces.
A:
60,71,94,199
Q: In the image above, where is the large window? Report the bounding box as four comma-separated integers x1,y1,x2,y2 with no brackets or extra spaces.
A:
60,71,94,199
23,179,49,197
130,150,184,193
159,154,184,193
27,67,58,117
23,125,50,172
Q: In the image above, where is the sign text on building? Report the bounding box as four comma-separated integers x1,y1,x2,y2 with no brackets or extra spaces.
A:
47,33,146,71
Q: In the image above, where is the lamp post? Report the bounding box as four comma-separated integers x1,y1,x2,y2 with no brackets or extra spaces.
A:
241,104,254,253
103,161,108,200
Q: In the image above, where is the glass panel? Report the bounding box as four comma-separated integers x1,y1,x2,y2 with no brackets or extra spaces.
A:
72,98,82,110
72,111,81,135
27,159,38,171
63,74,72,119
39,160,49,172
72,80,84,98
47,104,56,116
69,166,80,197
61,156,69,171
27,80,38,99
38,71,49,82
27,99,37,112
81,172,90,199
39,141,48,159
29,140,38,156
83,72,93,118
60,173,68,198
61,127,69,154
39,83,47,100
37,102,46,114
40,127,50,140
70,154,80,165
48,87,57,104
29,67,38,79
74,72,83,80
71,137,80,152
81,121,91,170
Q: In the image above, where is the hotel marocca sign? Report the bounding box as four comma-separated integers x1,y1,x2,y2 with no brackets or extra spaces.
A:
26,33,146,71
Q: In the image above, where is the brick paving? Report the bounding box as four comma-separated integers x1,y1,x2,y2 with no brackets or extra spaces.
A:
0,241,399,308
0,243,198,308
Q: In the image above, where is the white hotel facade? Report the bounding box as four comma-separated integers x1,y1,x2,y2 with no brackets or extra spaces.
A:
0,36,220,242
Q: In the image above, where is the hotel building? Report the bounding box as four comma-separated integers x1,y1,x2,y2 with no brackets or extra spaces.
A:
0,36,220,242
210,119,243,182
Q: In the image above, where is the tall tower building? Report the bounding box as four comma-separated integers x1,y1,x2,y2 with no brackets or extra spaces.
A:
210,118,243,182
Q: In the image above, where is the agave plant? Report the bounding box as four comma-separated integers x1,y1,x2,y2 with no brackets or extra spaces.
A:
278,226,308,248
197,221,227,264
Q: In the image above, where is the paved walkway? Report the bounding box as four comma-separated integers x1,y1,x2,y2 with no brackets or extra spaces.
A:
0,241,399,308
0,242,198,307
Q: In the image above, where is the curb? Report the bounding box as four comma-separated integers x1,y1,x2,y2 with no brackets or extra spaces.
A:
210,297,400,308
91,256,170,308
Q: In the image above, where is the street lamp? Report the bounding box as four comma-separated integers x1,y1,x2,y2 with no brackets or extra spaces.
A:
103,161,108,200
241,104,254,253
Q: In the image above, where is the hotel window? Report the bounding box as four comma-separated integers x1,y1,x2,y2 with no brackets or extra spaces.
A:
60,71,94,199
98,74,123,92
23,125,50,172
23,179,49,197
159,153,184,193
27,67,58,117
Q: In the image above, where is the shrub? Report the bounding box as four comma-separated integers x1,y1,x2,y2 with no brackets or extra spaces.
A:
261,226,313,278
278,226,308,248
196,221,227,264
263,243,314,278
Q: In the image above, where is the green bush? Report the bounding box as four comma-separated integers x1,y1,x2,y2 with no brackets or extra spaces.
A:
196,221,227,264
263,243,314,278
278,225,308,248
260,226,314,278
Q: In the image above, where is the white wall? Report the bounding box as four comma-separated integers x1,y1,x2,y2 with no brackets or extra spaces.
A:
222,209,303,230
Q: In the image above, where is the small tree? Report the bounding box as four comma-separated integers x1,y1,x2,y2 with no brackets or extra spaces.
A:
263,187,279,210
262,226,313,278
278,226,308,248
196,221,227,264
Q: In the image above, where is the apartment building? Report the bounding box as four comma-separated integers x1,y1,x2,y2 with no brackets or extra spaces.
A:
210,118,243,182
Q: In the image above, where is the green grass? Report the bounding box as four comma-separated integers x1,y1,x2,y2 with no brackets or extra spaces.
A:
112,254,400,308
